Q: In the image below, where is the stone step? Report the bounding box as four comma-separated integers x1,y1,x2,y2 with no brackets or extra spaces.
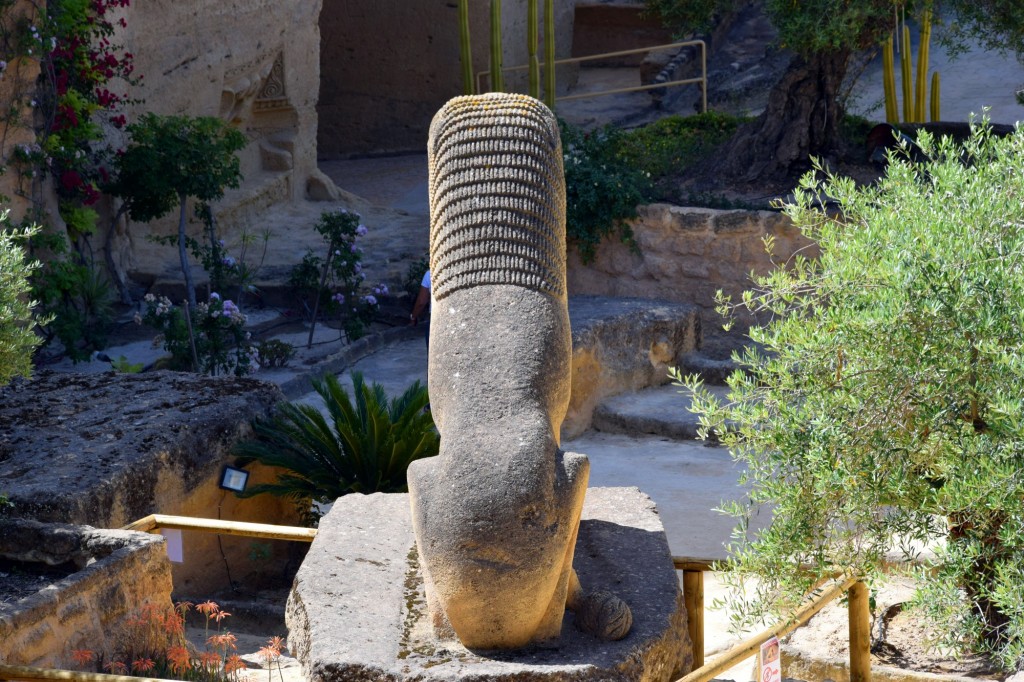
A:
592,383,732,442
563,295,701,439
676,349,742,385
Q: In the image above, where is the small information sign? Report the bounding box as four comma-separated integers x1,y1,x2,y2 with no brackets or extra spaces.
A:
759,636,781,682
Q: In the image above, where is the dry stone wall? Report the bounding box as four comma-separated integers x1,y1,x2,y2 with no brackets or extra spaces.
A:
0,521,173,668
567,204,817,325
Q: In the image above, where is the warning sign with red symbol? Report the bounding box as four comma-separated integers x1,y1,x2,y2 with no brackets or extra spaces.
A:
760,636,781,682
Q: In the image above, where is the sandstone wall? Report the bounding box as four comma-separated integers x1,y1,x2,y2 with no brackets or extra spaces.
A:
0,1,44,224
318,0,577,157
0,522,173,668
97,0,330,286
567,204,817,325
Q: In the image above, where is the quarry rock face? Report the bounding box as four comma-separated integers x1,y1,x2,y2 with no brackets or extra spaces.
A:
0,370,299,594
0,370,282,528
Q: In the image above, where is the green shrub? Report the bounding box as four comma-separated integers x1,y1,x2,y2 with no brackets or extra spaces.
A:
0,212,41,384
254,339,295,368
678,124,1024,668
233,373,439,524
560,120,650,263
616,112,744,197
142,293,253,376
289,210,379,343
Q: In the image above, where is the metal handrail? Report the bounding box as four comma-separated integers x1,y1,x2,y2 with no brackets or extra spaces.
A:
671,556,871,682
476,40,707,112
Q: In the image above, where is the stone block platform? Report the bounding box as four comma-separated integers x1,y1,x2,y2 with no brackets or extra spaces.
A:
287,487,691,682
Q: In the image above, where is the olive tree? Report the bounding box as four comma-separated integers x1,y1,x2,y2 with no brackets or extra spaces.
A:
680,125,1024,667
0,213,42,384
646,0,1024,182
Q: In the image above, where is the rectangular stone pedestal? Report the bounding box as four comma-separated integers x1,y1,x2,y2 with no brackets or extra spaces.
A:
286,486,691,682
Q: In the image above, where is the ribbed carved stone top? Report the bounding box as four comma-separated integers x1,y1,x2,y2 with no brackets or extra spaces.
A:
427,93,566,301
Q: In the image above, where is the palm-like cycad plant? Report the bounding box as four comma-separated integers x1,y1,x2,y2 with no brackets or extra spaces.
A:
233,372,438,522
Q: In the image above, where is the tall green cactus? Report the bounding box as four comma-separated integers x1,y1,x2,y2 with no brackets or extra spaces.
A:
900,24,913,122
528,0,539,98
914,10,931,123
490,0,504,92
882,12,941,123
544,0,555,107
882,35,898,123
458,0,473,95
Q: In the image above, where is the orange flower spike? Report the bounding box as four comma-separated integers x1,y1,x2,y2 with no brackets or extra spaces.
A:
266,636,285,654
199,651,222,670
70,649,95,667
166,644,192,674
104,660,129,675
225,654,247,671
208,632,238,651
196,600,219,616
258,646,279,666
212,609,232,624
132,658,156,673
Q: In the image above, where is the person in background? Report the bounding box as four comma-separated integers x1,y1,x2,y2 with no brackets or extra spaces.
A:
409,269,430,347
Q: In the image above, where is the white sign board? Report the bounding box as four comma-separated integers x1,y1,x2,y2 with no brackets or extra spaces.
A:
759,636,781,682
160,528,184,563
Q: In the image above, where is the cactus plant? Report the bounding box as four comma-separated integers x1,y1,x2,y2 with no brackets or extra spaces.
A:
915,10,931,123
883,12,940,123
528,0,539,98
544,0,555,107
882,35,898,123
458,0,473,95
490,0,504,92
900,24,913,122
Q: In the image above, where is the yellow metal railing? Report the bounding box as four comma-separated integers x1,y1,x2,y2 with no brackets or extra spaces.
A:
476,40,707,112
672,556,871,682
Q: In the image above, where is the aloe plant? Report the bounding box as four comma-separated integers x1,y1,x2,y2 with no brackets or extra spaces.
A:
233,373,439,522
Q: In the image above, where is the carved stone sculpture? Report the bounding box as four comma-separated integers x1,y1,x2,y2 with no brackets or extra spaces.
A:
407,92,630,650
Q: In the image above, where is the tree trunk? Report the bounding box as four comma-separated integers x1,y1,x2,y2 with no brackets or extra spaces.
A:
178,192,196,309
715,49,852,184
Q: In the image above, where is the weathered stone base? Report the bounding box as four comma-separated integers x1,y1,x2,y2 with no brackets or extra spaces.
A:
287,487,690,682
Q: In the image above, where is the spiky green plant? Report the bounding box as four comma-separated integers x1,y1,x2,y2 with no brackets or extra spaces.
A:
233,373,439,523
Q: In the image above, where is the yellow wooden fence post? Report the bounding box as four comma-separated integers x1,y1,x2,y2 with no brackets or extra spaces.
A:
683,570,704,668
848,580,872,682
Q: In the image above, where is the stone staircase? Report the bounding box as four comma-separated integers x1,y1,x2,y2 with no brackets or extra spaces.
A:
587,320,748,444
